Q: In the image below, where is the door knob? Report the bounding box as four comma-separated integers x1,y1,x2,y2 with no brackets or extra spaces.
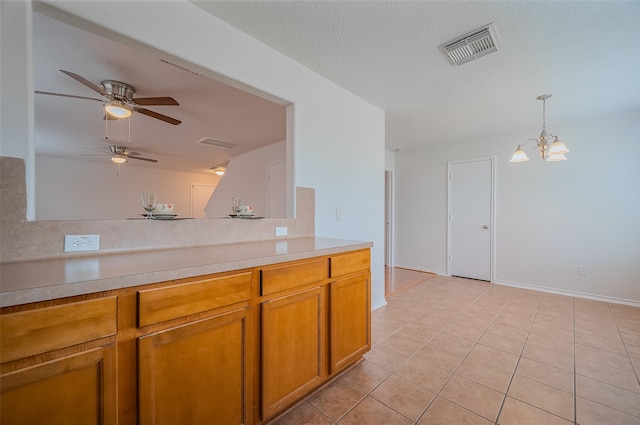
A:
483,225,489,229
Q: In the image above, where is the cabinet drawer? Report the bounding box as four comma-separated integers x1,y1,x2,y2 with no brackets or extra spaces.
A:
138,272,252,327
0,297,117,363
261,259,327,296
330,250,370,278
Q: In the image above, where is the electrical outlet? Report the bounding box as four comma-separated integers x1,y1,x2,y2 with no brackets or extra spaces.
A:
64,235,100,252
578,265,588,276
275,226,288,236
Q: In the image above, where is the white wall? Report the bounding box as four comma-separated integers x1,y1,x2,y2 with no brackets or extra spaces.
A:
206,140,285,218
394,108,640,304
36,155,220,220
0,0,35,219
3,1,386,309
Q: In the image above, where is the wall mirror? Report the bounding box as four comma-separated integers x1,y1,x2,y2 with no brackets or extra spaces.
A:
32,5,291,221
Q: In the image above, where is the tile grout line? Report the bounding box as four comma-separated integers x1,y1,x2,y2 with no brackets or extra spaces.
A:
407,282,494,424
279,275,640,424
608,301,640,388
423,284,510,424
492,295,540,424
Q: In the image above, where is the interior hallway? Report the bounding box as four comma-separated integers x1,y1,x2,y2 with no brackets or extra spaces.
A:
272,269,640,424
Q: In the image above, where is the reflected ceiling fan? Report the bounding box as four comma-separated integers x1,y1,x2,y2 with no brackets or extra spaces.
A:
36,70,181,125
81,145,158,164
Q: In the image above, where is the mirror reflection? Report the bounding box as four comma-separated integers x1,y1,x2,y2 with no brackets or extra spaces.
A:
33,8,289,220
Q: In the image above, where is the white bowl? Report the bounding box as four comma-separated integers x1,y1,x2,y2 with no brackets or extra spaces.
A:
155,203,174,214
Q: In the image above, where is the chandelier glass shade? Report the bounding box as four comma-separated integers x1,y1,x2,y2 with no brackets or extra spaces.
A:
510,94,569,163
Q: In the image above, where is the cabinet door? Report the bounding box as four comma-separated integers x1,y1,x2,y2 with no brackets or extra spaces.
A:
1,345,117,425
329,273,371,374
261,287,325,420
138,308,251,425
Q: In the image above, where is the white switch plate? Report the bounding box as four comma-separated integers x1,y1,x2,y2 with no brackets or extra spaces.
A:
336,208,343,221
64,235,100,252
578,265,588,276
275,226,288,236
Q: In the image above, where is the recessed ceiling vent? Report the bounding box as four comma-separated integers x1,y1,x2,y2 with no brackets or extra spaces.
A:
440,24,499,66
196,137,238,150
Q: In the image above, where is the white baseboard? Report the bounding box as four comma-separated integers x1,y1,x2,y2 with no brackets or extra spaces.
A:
385,266,639,307
393,265,447,276
371,298,387,311
494,279,640,308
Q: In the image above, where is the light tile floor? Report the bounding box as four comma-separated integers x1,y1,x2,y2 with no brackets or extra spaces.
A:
271,269,640,424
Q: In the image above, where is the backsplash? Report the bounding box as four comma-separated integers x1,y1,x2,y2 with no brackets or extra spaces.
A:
1,157,314,262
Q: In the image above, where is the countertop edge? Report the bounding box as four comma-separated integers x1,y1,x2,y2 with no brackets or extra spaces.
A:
0,238,372,307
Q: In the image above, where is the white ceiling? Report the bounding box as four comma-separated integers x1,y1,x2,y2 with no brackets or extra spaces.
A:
33,10,287,174
193,0,640,151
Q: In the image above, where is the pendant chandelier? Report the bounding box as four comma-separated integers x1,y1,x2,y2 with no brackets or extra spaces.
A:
510,94,570,162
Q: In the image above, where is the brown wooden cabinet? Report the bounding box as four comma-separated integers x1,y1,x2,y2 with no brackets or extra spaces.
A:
0,248,370,425
329,273,371,374
138,307,251,425
329,250,371,374
258,250,371,421
0,297,118,425
261,286,325,420
136,271,254,425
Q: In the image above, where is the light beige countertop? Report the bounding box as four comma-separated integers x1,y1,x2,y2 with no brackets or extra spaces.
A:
0,237,372,307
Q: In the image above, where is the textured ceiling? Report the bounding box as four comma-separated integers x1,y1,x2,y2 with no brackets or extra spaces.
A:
194,0,640,151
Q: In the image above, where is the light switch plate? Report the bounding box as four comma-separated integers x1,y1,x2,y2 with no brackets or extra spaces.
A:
275,227,288,236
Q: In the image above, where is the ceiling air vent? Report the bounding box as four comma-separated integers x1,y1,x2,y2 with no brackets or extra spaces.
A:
196,137,238,150
440,24,499,66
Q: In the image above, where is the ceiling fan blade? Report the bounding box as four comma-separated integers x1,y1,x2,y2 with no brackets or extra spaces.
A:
127,155,158,163
60,70,107,96
134,107,181,125
82,147,110,153
35,91,104,102
133,97,179,106
79,153,110,157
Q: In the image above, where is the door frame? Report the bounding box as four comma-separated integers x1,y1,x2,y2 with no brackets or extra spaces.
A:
446,156,496,281
384,169,394,268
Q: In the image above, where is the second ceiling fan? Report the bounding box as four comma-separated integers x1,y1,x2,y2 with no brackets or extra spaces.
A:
36,69,182,125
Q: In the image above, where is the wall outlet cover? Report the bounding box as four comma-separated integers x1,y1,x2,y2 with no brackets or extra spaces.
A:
64,235,100,252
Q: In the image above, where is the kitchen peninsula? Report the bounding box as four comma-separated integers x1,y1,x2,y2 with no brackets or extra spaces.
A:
0,157,372,425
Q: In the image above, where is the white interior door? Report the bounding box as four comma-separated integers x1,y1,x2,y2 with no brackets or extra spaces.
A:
448,158,494,281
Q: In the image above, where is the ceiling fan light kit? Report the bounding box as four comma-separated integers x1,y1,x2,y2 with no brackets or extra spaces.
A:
82,145,157,165
510,94,570,163
104,100,132,119
36,70,181,125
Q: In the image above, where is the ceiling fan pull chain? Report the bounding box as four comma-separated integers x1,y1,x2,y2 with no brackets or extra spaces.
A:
105,112,109,140
128,115,131,144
